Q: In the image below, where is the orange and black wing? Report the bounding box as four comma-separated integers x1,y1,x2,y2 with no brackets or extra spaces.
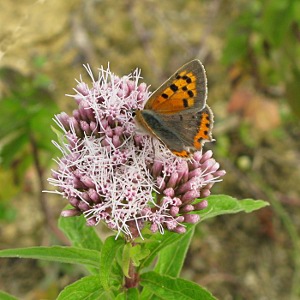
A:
144,60,207,114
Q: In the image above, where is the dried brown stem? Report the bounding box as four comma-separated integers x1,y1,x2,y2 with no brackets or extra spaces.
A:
29,133,70,245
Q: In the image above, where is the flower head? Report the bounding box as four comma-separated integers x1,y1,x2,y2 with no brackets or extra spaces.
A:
48,64,225,239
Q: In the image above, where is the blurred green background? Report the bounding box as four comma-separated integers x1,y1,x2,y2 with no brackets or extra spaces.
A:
0,0,300,299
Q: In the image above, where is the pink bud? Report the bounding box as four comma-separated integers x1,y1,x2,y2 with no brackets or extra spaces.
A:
181,205,194,213
184,214,199,224
173,226,186,234
61,209,81,217
181,190,200,203
81,175,95,188
170,206,179,216
167,172,179,188
194,200,208,210
200,150,213,163
163,188,174,197
200,189,211,198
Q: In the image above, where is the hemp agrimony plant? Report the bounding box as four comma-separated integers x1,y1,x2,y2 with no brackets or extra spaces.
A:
0,64,268,300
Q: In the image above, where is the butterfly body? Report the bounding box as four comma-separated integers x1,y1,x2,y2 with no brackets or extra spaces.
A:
135,60,214,157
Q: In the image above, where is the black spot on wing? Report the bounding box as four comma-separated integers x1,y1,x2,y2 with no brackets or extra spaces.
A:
170,84,178,92
188,90,194,97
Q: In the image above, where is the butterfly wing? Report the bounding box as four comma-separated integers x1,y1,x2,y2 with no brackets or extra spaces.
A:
138,105,214,156
135,59,212,157
161,105,214,151
144,60,207,113
136,109,187,152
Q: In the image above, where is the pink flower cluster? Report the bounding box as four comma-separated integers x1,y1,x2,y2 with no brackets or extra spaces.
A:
48,65,225,238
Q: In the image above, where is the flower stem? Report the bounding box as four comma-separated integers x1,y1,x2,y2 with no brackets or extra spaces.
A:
125,259,139,289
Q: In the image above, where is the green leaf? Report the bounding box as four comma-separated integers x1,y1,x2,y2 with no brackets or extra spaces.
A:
51,125,68,147
154,227,194,277
140,271,217,300
0,131,29,168
126,288,139,299
0,246,100,268
0,95,29,137
58,214,103,274
139,229,194,271
197,195,269,221
0,290,18,300
222,30,249,65
122,243,131,278
139,223,199,271
122,243,151,278
30,106,59,151
261,0,294,46
130,244,150,267
58,214,103,251
57,275,108,300
140,195,267,273
100,236,124,291
140,228,195,300
116,288,139,300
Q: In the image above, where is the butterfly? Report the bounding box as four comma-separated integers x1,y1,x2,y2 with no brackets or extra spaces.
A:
135,59,214,158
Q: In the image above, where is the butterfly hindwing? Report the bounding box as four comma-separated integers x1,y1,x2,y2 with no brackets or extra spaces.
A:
138,109,185,151
139,105,213,156
156,105,213,150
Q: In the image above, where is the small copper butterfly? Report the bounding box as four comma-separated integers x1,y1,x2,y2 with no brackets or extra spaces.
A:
135,59,214,157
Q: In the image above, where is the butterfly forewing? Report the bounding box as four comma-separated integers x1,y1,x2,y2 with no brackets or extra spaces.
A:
144,60,207,113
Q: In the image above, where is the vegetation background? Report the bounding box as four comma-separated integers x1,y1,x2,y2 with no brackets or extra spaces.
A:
0,0,300,299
